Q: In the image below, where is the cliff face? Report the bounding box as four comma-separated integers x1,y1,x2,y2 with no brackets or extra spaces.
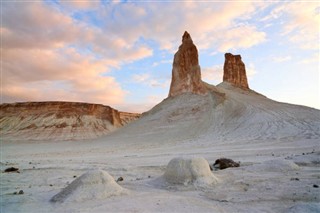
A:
223,53,249,89
168,31,207,97
0,102,140,141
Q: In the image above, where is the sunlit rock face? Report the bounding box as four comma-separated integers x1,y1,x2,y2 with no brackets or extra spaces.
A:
223,53,249,90
168,31,207,97
0,102,140,141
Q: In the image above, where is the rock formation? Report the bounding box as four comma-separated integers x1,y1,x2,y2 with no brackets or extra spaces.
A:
0,102,140,141
168,31,207,97
223,53,249,89
163,157,218,185
50,170,128,202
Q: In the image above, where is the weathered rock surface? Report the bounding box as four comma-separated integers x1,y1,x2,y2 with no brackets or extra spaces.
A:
168,31,207,97
0,102,140,141
223,53,249,89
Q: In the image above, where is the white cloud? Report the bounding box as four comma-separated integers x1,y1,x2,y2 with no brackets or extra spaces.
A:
132,73,150,83
261,2,319,50
97,1,267,53
132,73,170,89
59,0,100,10
216,25,266,52
152,59,172,67
272,56,292,63
299,53,319,64
202,65,223,83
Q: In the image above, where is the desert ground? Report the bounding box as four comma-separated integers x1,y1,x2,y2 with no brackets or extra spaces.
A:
1,83,319,213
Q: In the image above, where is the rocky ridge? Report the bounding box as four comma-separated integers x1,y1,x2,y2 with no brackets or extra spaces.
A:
0,102,140,141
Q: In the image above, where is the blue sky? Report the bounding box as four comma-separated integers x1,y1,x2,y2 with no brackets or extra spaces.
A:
2,0,319,112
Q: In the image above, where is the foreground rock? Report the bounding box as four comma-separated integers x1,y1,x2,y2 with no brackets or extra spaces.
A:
164,157,218,186
168,31,207,97
4,167,19,173
223,53,249,89
0,102,140,141
50,170,128,203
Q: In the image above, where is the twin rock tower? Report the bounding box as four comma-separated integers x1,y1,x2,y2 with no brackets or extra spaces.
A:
169,31,249,98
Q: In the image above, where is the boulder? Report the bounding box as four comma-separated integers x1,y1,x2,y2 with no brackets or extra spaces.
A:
164,157,218,185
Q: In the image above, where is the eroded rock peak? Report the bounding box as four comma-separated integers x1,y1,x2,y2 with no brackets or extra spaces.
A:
168,31,207,97
223,53,249,89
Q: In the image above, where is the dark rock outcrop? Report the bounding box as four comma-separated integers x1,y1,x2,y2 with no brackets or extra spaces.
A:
223,53,249,89
213,158,240,170
168,31,207,97
4,167,19,173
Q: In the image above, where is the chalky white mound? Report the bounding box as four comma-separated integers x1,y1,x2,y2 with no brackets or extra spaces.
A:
164,157,218,186
51,170,127,203
248,159,300,173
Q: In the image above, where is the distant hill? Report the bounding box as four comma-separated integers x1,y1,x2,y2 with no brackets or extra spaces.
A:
0,102,140,141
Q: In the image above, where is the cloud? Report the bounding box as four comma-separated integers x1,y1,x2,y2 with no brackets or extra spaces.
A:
98,1,267,52
59,0,100,10
2,2,81,49
202,65,223,83
261,2,319,50
2,47,126,105
132,73,170,89
1,2,156,107
202,62,256,84
272,56,292,63
133,73,150,83
152,60,172,67
299,53,319,64
216,25,266,52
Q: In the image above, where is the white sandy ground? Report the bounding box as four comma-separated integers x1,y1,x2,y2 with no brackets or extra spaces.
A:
1,83,320,212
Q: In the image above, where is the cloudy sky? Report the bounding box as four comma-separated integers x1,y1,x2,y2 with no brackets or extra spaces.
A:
2,0,319,112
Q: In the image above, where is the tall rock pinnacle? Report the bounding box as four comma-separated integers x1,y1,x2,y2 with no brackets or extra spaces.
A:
168,31,207,97
223,53,249,89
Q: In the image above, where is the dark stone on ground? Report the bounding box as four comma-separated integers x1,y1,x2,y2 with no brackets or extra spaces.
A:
213,158,240,170
313,184,319,188
116,177,124,182
4,167,19,173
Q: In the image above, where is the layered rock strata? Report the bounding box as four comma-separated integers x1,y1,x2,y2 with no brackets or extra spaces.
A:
0,102,140,141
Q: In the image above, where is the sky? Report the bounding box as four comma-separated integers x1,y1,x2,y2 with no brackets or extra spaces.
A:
1,0,319,113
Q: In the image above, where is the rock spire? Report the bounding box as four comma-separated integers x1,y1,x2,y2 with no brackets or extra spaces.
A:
168,31,207,97
223,53,249,89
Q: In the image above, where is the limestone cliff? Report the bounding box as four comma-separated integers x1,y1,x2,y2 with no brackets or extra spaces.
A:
0,102,140,141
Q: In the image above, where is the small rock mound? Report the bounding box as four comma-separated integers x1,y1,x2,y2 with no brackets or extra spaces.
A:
249,159,300,172
163,157,218,186
50,170,127,203
213,158,240,170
